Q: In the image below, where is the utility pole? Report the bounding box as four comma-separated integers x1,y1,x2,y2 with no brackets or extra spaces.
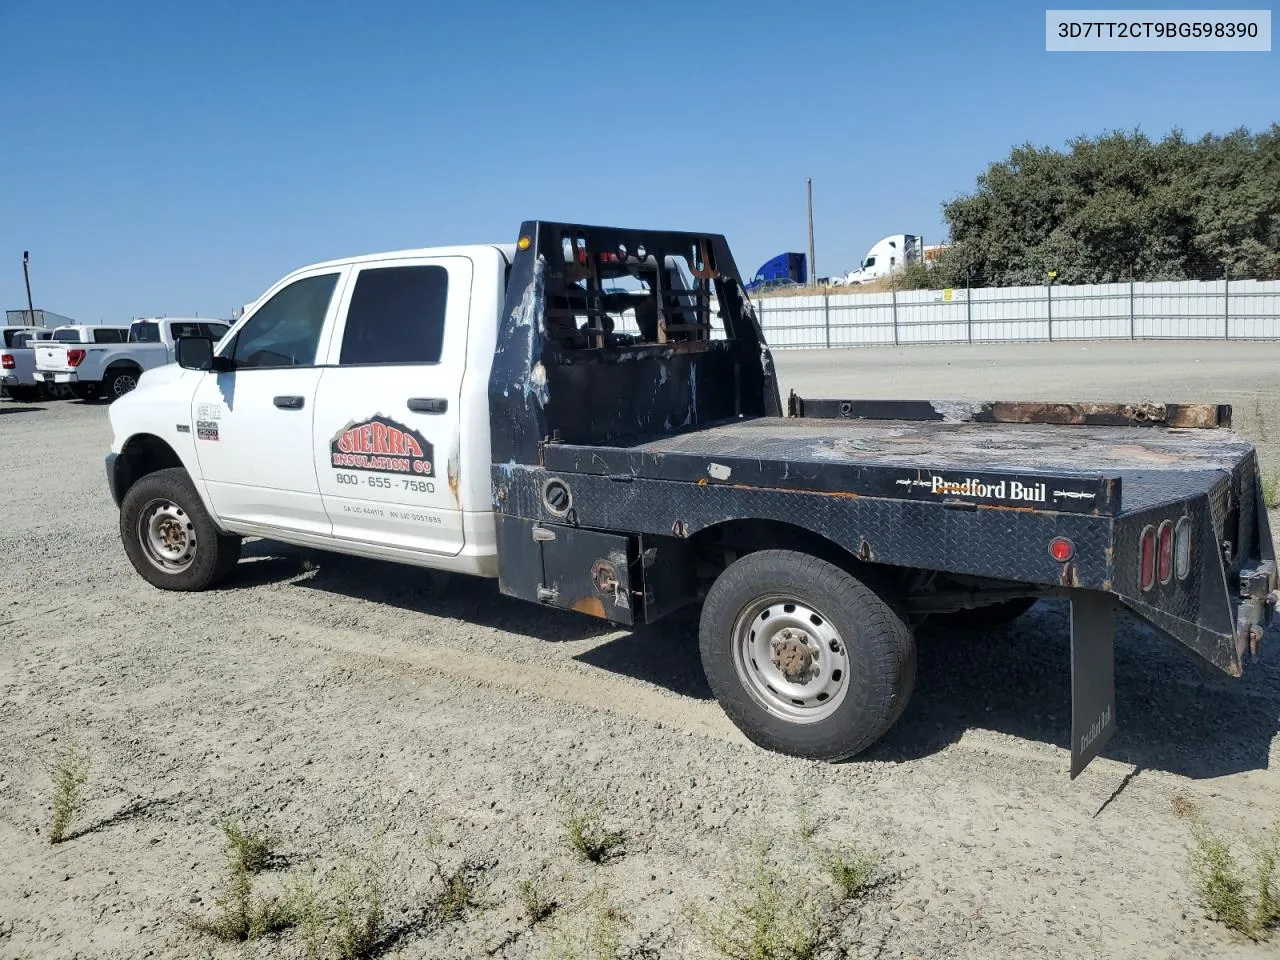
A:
23,251,37,326
806,178,816,286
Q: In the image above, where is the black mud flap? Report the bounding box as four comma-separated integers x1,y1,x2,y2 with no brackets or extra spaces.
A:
1070,592,1117,779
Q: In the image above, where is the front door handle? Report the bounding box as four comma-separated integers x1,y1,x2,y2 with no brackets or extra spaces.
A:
407,397,448,414
273,395,305,410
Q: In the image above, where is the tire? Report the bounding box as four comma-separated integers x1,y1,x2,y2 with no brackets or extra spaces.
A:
119,467,242,591
39,382,72,401
105,367,141,400
930,597,1038,630
69,383,100,401
698,550,916,761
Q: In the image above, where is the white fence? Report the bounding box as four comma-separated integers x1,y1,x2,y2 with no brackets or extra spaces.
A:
749,278,1280,348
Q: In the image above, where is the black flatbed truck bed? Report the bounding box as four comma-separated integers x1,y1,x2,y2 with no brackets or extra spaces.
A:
488,221,1278,778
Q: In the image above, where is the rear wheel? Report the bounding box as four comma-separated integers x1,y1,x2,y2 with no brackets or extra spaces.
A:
930,597,1038,630
120,467,241,591
105,367,141,400
699,550,916,761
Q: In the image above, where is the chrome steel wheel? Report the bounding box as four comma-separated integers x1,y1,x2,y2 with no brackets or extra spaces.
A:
731,595,850,723
137,499,198,573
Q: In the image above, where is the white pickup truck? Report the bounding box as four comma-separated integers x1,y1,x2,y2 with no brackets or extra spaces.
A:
36,317,229,401
4,326,131,401
105,220,1276,777
1,327,54,401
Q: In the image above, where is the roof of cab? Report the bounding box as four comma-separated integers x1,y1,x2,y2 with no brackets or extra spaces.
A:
291,243,516,274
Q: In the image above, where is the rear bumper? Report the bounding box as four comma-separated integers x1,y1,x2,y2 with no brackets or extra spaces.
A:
38,371,80,384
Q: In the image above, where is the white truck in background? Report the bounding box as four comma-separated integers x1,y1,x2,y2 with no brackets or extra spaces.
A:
832,234,924,286
1,327,55,401
35,317,230,401
5,326,132,401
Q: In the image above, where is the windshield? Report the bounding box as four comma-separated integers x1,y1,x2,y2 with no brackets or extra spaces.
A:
128,322,161,343
53,329,82,342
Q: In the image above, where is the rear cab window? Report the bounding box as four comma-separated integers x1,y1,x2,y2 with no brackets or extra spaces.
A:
93,328,127,343
53,328,82,342
128,322,161,343
338,265,449,365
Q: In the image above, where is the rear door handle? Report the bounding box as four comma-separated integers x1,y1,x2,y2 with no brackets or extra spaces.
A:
407,397,448,414
273,395,305,410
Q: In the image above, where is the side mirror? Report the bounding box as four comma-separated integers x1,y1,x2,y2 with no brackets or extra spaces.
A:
176,337,214,371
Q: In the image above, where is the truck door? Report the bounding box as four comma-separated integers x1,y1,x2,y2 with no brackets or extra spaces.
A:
189,268,348,535
311,256,471,556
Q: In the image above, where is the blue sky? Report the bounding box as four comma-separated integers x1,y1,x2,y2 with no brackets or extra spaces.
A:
2,1,1275,321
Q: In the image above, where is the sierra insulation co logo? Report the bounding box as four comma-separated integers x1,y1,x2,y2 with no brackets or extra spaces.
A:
330,415,434,476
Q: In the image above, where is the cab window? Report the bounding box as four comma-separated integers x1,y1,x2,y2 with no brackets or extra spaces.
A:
231,273,339,369
339,265,448,365
129,322,161,343
53,328,82,342
169,322,203,340
93,328,126,343
202,323,230,342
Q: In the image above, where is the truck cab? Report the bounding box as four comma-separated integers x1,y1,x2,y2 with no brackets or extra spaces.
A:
108,245,513,573
834,234,923,285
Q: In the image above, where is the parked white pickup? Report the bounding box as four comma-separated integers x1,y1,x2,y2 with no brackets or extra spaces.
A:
1,326,55,401
35,317,229,401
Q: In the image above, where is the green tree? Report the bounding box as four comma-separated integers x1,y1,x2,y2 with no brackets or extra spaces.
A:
932,127,1280,286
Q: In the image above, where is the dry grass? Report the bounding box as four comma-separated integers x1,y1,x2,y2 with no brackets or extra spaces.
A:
1189,821,1280,941
565,801,626,865
46,737,90,844
821,843,884,902
430,859,489,924
519,877,557,925
1262,473,1279,509
329,859,388,960
1171,793,1199,820
704,859,831,960
217,815,278,873
187,860,297,943
550,898,629,960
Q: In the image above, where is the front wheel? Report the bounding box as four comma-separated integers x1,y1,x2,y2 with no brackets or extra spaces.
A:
120,467,242,590
699,550,916,761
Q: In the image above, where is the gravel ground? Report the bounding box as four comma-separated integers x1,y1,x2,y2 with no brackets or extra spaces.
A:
2,342,1278,960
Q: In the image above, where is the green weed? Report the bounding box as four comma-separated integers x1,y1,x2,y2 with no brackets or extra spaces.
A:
1189,821,1280,941
46,737,90,844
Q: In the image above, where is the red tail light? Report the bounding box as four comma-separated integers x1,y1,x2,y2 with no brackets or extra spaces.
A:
1157,521,1175,584
67,349,86,367
0,354,13,370
1048,537,1074,562
1139,525,1157,591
